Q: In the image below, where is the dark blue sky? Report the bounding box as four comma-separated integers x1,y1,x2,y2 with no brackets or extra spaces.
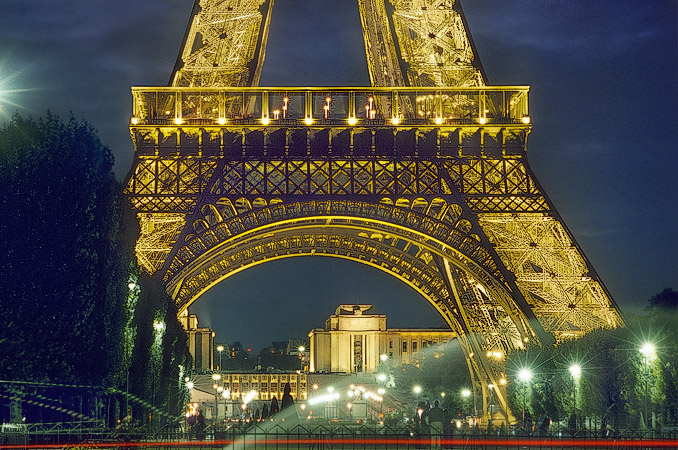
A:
1,1,676,351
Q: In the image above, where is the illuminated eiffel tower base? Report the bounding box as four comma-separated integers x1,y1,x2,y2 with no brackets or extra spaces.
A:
124,0,623,420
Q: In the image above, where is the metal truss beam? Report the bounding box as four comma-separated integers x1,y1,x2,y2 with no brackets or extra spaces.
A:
170,0,273,88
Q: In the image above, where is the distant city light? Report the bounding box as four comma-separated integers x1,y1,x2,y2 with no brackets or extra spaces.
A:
308,392,339,406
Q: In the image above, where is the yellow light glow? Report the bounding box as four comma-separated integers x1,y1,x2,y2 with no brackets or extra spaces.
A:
130,117,139,125
261,117,270,125
435,117,443,125
348,117,357,125
217,118,227,125
478,117,487,124
391,117,401,125
304,117,314,126
522,115,531,124
174,118,183,125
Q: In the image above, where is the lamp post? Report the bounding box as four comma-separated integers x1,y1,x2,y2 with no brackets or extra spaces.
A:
568,364,581,432
378,388,386,414
461,389,471,419
413,385,422,402
639,342,656,428
298,346,305,371
212,373,221,423
487,384,495,428
518,368,532,429
216,345,224,371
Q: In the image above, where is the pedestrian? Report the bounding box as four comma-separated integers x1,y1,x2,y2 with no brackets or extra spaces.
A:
428,400,445,450
194,409,206,441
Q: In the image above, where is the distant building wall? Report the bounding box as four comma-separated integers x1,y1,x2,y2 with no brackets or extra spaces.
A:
309,304,457,373
180,310,214,371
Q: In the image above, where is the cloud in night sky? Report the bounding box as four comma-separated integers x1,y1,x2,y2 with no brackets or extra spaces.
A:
0,0,676,351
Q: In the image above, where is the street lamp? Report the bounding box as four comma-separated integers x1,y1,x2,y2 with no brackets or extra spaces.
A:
518,368,532,429
461,389,471,418
211,374,222,423
298,346,305,371
487,384,495,427
568,364,581,432
639,342,656,429
217,345,224,371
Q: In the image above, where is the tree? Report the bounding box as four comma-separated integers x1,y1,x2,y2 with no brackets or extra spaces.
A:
127,273,191,425
647,288,678,311
0,113,134,421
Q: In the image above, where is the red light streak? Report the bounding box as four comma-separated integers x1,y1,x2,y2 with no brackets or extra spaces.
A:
2,436,677,449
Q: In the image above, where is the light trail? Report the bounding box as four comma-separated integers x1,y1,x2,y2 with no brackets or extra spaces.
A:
2,436,678,449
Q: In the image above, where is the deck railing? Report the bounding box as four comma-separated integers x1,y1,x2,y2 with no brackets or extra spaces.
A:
131,87,530,128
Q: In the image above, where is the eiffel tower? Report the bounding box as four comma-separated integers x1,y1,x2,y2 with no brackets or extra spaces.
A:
124,0,623,417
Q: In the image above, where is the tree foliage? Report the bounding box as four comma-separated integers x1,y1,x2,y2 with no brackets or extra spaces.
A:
504,288,678,429
127,273,192,424
0,113,190,426
0,113,132,386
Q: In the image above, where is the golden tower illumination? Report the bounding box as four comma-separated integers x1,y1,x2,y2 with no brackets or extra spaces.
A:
124,0,623,419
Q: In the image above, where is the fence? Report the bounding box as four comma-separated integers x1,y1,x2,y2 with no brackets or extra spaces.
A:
2,422,677,449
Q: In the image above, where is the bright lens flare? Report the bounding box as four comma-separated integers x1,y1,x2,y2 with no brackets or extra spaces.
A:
0,61,35,120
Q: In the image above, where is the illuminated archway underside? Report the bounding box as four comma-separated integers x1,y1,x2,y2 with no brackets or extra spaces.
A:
166,198,537,414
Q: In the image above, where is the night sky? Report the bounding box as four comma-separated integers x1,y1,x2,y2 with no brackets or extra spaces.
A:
1,1,676,352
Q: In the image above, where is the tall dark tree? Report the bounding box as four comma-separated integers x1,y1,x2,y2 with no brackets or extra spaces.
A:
0,113,131,386
127,273,191,425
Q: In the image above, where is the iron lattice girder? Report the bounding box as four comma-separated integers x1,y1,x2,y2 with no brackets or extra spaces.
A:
125,155,546,214
165,195,531,410
358,0,484,88
478,213,624,337
166,195,506,284
165,205,532,349
387,0,484,87
171,0,273,88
